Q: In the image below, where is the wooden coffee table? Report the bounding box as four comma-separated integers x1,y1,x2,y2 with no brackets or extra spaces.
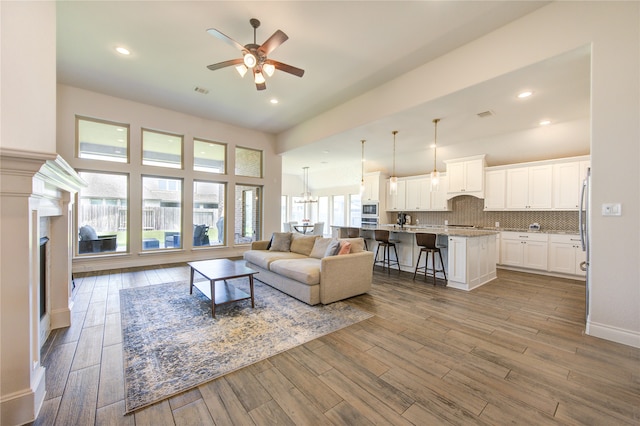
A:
187,259,257,318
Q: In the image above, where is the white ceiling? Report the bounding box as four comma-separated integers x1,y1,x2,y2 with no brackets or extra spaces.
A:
56,1,590,188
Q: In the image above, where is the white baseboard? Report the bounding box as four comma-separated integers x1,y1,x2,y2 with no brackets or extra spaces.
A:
587,320,640,349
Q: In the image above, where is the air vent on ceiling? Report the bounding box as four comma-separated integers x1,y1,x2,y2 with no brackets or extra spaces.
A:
193,86,210,95
477,110,494,118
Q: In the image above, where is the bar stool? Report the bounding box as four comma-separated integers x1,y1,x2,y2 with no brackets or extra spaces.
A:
374,229,400,273
413,233,447,286
347,227,368,250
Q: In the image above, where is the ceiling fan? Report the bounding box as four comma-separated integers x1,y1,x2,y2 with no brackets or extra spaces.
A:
206,18,305,91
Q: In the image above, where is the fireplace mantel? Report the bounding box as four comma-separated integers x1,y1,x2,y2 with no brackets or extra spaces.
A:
1,148,84,424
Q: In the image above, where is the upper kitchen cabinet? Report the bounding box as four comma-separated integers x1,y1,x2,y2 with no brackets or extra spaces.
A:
553,159,590,210
505,164,553,210
445,155,486,199
362,171,385,202
405,177,431,210
484,169,506,210
386,179,406,211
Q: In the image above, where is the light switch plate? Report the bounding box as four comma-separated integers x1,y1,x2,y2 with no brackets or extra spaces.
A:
602,203,622,216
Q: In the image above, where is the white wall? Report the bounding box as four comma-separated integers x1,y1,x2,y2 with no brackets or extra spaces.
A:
278,2,640,347
57,85,282,271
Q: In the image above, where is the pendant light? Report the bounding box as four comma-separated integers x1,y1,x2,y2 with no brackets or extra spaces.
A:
296,167,317,203
431,118,440,191
389,130,398,195
360,139,366,196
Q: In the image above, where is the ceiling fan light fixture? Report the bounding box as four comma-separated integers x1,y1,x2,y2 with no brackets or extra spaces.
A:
235,64,248,78
243,52,257,68
254,71,266,84
263,63,275,77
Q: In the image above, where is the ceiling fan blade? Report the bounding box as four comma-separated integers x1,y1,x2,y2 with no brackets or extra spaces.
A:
266,59,305,78
256,82,266,91
207,58,244,71
206,28,246,52
258,30,288,55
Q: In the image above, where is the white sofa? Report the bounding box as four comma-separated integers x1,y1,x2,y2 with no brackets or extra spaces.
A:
243,233,374,305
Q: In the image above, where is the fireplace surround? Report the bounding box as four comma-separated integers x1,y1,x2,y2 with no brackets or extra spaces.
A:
0,148,84,424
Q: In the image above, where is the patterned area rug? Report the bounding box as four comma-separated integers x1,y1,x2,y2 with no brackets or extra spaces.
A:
120,278,372,413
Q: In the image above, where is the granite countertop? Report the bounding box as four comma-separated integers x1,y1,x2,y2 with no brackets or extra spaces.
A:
333,224,579,236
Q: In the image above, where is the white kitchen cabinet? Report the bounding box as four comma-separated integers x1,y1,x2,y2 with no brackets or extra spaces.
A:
430,175,450,210
405,177,431,210
363,172,382,201
445,155,485,198
386,179,406,211
505,165,552,210
484,169,506,210
447,234,497,290
553,160,590,210
548,234,586,276
500,232,548,270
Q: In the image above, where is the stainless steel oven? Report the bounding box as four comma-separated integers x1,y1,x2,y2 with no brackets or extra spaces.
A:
361,217,379,227
361,202,379,218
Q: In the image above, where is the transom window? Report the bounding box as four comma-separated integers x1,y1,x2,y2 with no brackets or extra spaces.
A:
194,139,226,173
142,129,183,169
235,146,262,178
77,116,129,163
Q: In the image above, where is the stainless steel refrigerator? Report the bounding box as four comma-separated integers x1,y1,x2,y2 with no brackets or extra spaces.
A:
579,167,591,322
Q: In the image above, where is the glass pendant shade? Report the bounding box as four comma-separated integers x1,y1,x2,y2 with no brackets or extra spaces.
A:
431,170,440,190
430,118,440,192
360,139,366,196
389,176,398,195
389,131,398,195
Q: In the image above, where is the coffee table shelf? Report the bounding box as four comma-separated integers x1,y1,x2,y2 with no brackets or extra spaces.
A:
188,259,258,318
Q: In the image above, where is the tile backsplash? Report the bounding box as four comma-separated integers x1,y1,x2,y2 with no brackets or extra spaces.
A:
386,195,580,232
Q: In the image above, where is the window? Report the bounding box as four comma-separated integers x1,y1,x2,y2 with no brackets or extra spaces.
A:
290,197,305,223
281,195,287,226
193,181,225,246
77,116,129,163
332,195,345,226
234,184,262,244
349,193,362,226
142,129,183,169
235,146,262,177
142,176,182,250
318,196,329,234
194,139,226,173
77,172,128,254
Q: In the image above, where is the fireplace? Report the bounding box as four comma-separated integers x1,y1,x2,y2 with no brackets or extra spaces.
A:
39,237,49,319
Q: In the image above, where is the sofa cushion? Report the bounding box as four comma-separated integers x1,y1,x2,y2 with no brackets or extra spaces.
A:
270,258,322,285
290,233,318,256
310,237,333,259
269,232,292,252
244,250,306,270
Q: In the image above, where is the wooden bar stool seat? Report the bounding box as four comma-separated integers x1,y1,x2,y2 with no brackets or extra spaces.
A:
347,227,368,250
374,229,400,273
413,233,447,286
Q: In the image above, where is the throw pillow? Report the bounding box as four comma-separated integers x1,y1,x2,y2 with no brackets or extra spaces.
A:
290,233,318,256
269,232,292,252
337,241,352,255
310,237,333,259
323,239,341,257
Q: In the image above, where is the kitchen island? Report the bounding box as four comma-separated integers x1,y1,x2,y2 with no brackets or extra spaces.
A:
331,225,498,291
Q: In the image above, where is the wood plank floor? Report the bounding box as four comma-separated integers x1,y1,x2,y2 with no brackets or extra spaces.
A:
32,265,640,425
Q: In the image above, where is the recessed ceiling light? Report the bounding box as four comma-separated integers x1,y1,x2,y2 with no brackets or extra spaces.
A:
539,119,551,126
270,98,278,104
518,91,533,99
115,46,130,55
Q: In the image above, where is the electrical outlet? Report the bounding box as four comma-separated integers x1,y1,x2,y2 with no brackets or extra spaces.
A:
444,220,449,226
602,203,622,216
495,222,500,228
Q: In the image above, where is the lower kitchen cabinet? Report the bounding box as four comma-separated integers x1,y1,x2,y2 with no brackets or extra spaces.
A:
500,231,548,270
447,235,496,291
548,234,586,276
